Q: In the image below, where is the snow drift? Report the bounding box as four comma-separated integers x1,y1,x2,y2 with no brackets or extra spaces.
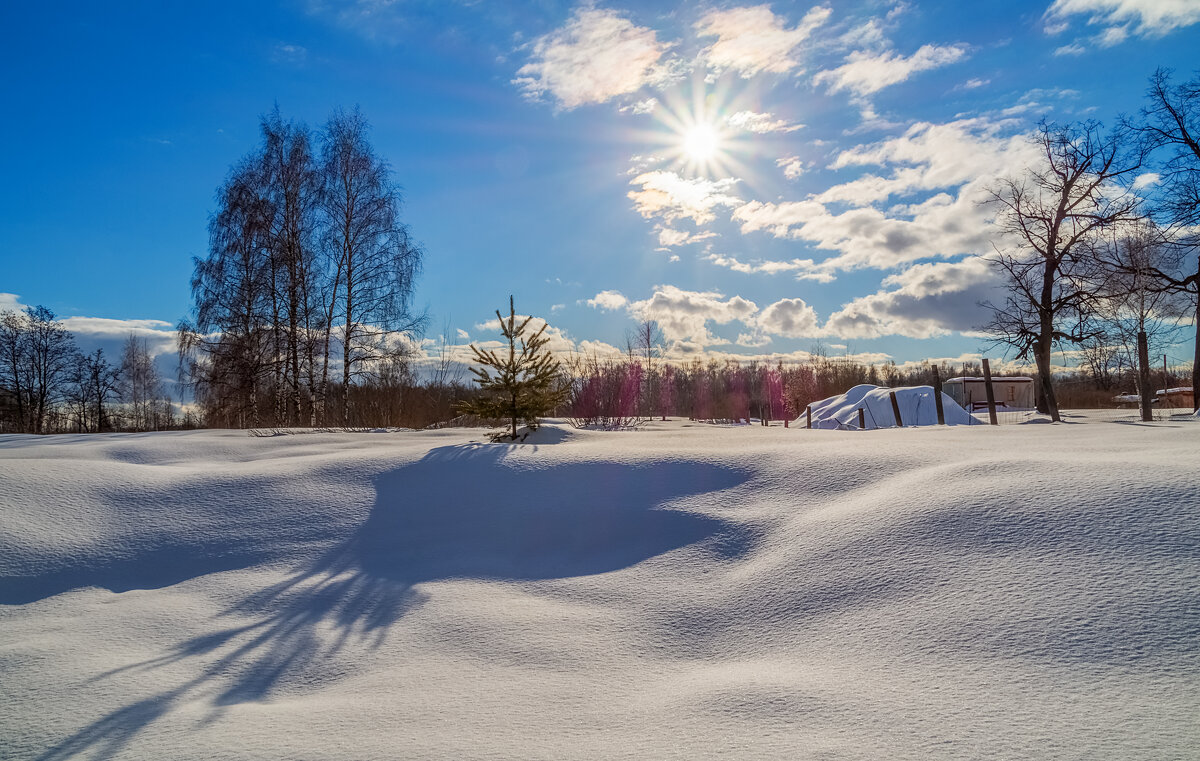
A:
807,384,977,429
2,417,1198,760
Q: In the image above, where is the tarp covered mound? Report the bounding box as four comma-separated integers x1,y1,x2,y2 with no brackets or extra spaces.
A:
807,384,979,429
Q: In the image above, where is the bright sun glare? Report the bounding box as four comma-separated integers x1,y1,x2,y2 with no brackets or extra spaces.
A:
682,124,719,161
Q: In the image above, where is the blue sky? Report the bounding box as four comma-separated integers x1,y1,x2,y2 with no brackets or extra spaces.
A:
2,0,1198,375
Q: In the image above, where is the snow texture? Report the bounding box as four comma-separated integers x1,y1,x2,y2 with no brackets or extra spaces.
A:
1,415,1199,760
808,383,977,429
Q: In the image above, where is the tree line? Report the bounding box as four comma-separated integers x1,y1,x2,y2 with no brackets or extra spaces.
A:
984,67,1200,420
0,307,176,433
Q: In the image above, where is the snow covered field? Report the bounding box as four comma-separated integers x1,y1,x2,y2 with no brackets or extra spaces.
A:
2,414,1198,760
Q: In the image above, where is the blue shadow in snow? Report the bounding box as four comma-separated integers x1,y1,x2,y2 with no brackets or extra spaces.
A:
0,547,270,606
349,445,752,583
29,444,751,760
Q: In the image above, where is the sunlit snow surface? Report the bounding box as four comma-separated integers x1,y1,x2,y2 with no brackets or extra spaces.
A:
2,413,1198,760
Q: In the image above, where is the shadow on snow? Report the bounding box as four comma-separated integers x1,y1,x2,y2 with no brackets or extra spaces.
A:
31,444,751,760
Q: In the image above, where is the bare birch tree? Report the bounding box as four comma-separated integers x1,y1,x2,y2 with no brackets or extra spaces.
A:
320,107,424,424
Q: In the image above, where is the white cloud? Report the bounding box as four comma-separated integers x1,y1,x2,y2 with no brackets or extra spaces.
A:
815,42,968,96
513,8,674,109
725,110,803,134
705,254,837,283
1098,24,1131,45
550,304,565,313
696,4,831,77
657,227,718,248
456,328,470,341
821,257,1000,339
620,97,659,114
586,290,629,311
757,298,820,338
627,285,759,345
736,331,772,347
1133,172,1161,190
1044,0,1200,38
733,193,998,272
960,77,990,89
776,155,806,179
0,292,23,312
628,170,741,225
1053,42,1086,55
826,117,1033,201
729,117,1042,272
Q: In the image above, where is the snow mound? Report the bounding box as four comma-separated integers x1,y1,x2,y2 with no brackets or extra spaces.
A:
807,384,978,429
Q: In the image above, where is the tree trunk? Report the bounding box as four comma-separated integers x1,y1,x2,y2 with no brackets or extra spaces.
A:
1137,330,1154,422
1035,329,1061,422
1193,305,1199,413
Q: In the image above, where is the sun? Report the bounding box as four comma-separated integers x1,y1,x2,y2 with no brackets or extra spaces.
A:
682,124,720,161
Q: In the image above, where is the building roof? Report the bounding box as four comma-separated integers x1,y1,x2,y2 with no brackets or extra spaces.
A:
944,376,1034,383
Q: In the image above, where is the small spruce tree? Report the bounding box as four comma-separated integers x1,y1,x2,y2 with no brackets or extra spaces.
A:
458,296,567,440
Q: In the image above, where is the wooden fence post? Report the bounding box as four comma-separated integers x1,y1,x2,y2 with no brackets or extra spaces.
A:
806,405,811,429
889,390,903,427
857,408,865,430
982,358,999,426
931,365,945,426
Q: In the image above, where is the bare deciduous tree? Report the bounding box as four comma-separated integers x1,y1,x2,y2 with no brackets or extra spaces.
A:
121,334,166,431
1129,68,1200,409
67,349,121,432
982,120,1143,421
0,306,77,433
1090,223,1187,420
320,108,424,425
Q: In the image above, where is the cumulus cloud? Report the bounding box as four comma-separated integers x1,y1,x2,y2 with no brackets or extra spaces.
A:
825,117,1033,201
736,331,772,347
757,298,820,338
1044,0,1200,38
586,290,629,311
821,257,1000,338
627,285,759,345
725,110,803,134
776,155,806,179
696,4,831,77
733,194,996,271
814,42,968,96
456,328,470,341
0,292,23,312
730,117,1040,272
628,170,741,225
513,8,674,109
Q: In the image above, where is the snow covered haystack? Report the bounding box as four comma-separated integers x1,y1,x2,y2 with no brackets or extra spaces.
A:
807,383,978,429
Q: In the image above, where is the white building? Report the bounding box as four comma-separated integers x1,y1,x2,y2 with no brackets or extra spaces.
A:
942,376,1035,411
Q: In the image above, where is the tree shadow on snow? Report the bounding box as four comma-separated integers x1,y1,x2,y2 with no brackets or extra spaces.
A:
33,444,751,759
